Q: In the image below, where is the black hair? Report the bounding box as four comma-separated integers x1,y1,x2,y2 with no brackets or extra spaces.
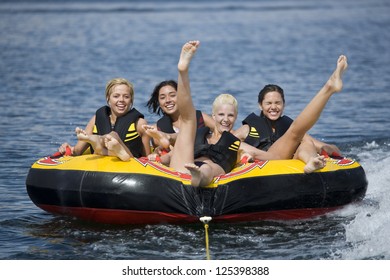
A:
146,80,178,115
258,84,285,104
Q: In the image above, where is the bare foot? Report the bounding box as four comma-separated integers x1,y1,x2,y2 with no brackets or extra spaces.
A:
304,155,326,174
142,125,171,149
326,55,348,93
75,127,89,141
104,134,131,161
178,40,200,72
75,127,106,154
185,163,202,187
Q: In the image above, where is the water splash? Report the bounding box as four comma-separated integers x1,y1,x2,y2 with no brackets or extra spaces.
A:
339,140,390,259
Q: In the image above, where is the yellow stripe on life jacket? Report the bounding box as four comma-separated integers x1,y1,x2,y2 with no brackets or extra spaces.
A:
228,140,240,152
248,127,259,138
124,123,140,142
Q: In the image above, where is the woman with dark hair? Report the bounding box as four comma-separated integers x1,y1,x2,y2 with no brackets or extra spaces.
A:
234,83,342,173
146,79,214,148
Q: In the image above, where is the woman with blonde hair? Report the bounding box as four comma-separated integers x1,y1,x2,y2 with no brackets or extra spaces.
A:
58,77,151,159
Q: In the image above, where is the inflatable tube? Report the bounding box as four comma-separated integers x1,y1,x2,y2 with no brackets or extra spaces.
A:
26,154,367,224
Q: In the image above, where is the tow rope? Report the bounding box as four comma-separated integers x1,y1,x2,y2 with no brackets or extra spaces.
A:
200,216,212,260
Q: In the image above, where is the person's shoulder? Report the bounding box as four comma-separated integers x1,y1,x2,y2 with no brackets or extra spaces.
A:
242,112,258,123
233,124,250,140
157,114,170,122
96,105,109,113
130,107,145,117
281,115,294,122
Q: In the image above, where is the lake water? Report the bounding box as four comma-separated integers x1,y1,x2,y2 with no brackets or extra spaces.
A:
0,0,390,262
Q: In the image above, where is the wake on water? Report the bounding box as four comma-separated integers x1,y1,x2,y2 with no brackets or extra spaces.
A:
334,140,390,259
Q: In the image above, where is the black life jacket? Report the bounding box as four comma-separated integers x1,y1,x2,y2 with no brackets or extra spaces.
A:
194,127,240,173
93,106,145,158
242,112,293,151
157,110,205,133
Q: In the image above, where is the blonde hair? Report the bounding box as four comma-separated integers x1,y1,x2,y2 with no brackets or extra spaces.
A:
212,93,238,114
105,78,134,102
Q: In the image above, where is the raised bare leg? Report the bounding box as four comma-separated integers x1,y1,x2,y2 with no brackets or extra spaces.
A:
291,55,348,137
267,55,348,159
169,41,200,174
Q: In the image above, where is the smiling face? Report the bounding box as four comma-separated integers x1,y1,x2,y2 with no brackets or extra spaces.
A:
107,84,132,117
212,94,238,134
158,85,178,116
259,91,285,121
213,103,237,133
